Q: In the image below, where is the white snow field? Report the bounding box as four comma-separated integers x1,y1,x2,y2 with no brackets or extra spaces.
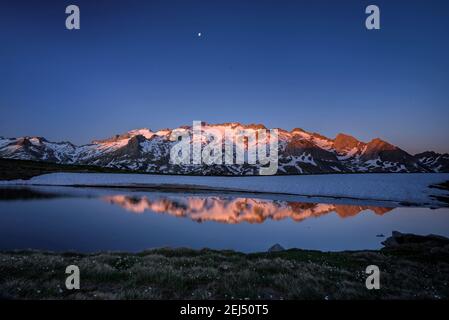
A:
1,172,449,206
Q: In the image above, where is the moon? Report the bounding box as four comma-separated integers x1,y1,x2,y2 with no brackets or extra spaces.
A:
197,32,202,37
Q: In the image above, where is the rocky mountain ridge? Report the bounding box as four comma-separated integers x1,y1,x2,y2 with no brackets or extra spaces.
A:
1,123,447,175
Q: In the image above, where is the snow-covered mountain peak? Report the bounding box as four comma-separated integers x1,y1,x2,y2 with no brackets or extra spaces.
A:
128,128,154,139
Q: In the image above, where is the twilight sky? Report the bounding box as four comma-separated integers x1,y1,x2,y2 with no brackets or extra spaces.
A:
0,0,448,154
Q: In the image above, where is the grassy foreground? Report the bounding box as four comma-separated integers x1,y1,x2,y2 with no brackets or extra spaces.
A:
1,245,448,300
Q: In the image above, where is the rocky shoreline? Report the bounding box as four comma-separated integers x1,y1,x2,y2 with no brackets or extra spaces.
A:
1,232,448,300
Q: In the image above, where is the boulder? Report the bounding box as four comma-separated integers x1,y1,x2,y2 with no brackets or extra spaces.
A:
268,244,285,252
381,231,449,255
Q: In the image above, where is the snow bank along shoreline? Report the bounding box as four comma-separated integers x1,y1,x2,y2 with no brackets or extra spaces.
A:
1,172,449,206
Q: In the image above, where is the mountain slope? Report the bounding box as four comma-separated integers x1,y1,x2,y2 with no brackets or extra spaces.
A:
415,151,449,173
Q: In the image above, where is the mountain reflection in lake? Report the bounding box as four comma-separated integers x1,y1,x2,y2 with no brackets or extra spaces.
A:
0,186,448,253
102,195,393,224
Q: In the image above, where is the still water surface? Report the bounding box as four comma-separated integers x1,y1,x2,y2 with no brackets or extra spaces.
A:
1,186,448,252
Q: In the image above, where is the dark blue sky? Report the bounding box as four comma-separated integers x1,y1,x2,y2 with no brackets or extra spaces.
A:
0,0,448,153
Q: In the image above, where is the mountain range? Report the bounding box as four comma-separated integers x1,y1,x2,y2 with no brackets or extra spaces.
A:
1,123,448,175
